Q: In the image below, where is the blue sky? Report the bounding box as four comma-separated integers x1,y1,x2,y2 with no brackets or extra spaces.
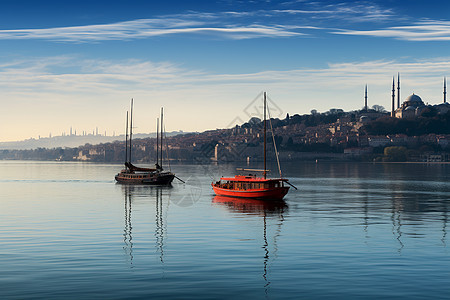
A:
1,0,450,141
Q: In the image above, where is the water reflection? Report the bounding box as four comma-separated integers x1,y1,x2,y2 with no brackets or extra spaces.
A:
442,209,448,247
155,188,165,263
212,196,287,297
121,185,171,266
391,194,404,252
384,178,450,248
212,195,287,216
296,170,450,246
123,186,133,266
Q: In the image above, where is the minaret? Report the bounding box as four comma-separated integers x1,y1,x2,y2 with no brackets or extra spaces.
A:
397,73,400,108
444,77,447,104
391,76,395,117
364,84,368,111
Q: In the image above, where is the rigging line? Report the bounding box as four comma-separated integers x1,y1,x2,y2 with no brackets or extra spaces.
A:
266,97,282,178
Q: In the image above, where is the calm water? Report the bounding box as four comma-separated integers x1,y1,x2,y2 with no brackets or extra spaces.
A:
0,161,450,299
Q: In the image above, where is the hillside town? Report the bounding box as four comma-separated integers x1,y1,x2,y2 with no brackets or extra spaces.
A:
2,75,450,163
2,104,449,163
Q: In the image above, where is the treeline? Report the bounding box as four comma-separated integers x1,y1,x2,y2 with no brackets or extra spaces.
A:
362,112,450,136
0,148,78,161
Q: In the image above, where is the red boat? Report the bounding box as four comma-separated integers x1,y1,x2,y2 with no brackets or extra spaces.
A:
212,92,296,200
212,175,289,200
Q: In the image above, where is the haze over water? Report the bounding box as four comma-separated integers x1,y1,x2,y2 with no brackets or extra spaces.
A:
1,161,449,299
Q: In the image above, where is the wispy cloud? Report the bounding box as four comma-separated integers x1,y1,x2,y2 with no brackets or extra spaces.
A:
334,20,450,41
1,55,449,140
1,56,449,109
0,21,307,42
0,2,397,42
2,56,449,92
0,15,308,42
4,3,450,43
273,3,395,22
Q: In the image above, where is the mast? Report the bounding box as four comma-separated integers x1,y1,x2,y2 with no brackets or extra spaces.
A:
156,118,159,167
263,92,267,179
125,111,129,165
160,107,164,168
129,98,133,163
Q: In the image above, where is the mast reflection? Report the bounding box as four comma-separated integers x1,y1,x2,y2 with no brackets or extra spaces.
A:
155,187,165,263
123,186,133,266
442,208,447,246
212,196,287,296
121,185,171,266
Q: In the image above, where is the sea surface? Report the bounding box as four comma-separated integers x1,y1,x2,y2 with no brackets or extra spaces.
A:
0,160,450,299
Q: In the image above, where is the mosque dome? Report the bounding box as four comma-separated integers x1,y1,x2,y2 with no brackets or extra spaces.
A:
405,106,416,111
404,93,424,106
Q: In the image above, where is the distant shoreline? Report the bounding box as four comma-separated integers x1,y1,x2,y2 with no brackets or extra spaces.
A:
370,161,450,165
1,159,449,166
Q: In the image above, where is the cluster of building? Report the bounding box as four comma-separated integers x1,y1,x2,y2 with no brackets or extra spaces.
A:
388,74,450,118
69,74,450,163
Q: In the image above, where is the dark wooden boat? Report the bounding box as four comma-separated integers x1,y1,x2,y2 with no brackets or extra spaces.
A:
115,100,175,185
212,92,296,200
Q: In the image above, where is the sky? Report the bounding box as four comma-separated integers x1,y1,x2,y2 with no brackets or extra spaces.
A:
1,0,450,141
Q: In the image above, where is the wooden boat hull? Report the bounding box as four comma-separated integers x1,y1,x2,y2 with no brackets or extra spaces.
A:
115,172,174,185
212,185,289,200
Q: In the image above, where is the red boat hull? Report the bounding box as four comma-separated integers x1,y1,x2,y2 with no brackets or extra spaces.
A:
212,185,289,200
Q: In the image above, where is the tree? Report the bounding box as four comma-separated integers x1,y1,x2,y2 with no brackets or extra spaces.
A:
384,146,407,162
372,105,386,112
326,108,344,115
420,106,438,118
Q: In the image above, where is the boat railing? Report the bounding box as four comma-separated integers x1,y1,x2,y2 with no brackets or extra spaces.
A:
236,168,270,173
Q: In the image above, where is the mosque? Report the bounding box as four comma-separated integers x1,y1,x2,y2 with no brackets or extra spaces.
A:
389,74,450,119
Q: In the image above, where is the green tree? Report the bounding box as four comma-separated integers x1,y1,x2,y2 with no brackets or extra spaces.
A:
383,146,407,162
